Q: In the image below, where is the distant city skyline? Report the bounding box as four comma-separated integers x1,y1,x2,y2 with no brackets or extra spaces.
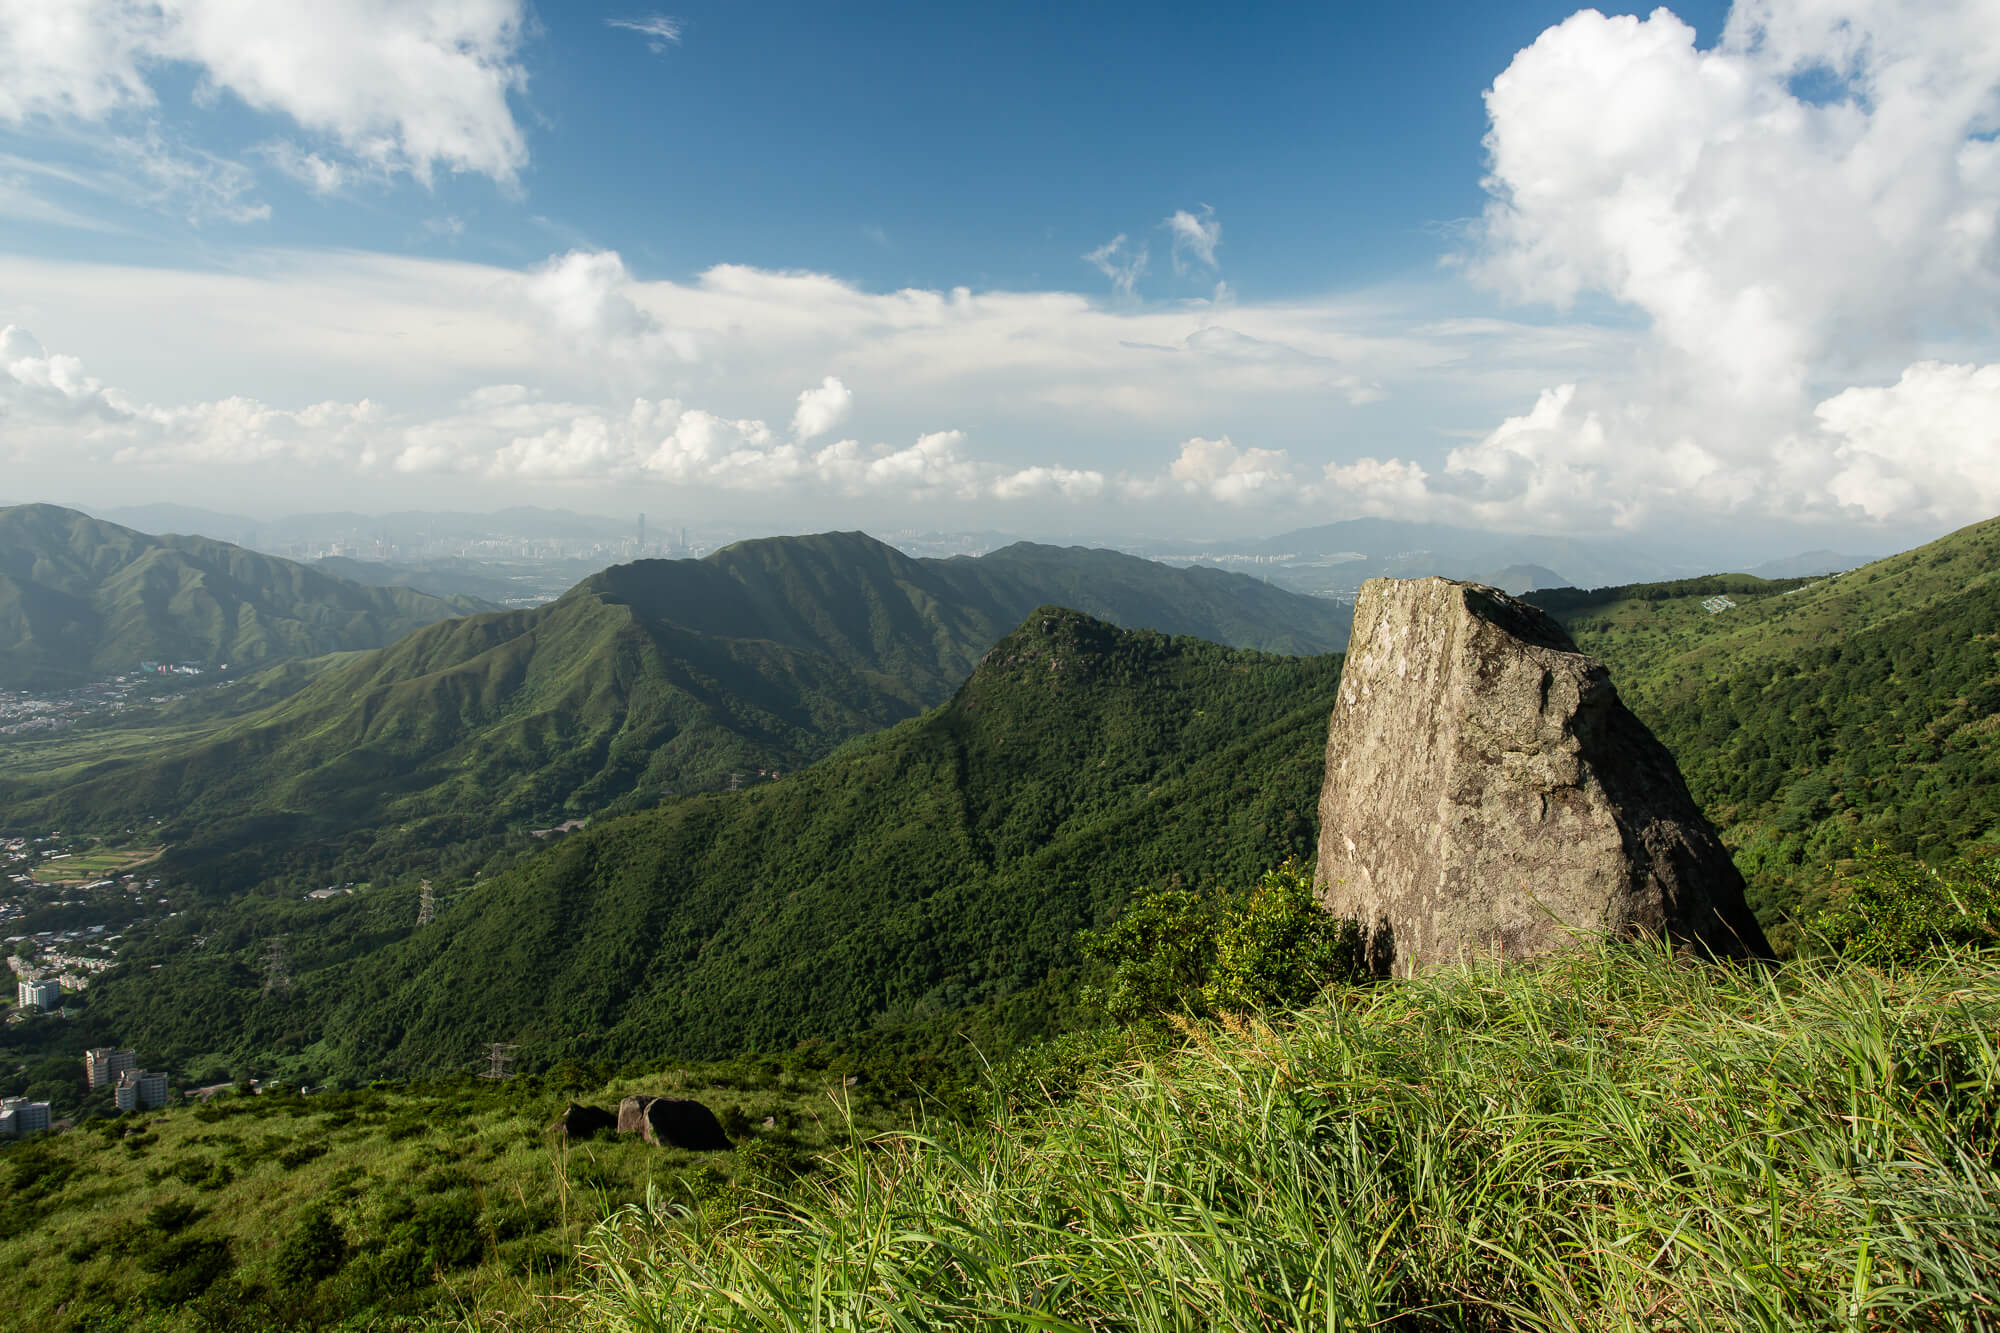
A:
2,0,1995,552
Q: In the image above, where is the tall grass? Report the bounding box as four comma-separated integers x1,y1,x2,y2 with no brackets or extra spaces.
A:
561,943,1999,1331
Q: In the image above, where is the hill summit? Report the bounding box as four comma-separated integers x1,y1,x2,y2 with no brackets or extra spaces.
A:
0,503,489,687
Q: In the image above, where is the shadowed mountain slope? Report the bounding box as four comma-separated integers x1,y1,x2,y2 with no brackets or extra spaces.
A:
0,504,491,688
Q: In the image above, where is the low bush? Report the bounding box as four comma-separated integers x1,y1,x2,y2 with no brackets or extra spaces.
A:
1815,846,2000,963
1081,859,1364,1025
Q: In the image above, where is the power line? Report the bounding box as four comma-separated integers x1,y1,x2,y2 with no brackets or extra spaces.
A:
259,936,292,998
483,1043,521,1080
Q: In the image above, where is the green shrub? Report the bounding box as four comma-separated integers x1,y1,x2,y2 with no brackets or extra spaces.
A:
272,1204,348,1291
1080,885,1222,1025
988,1026,1154,1105
1815,846,2000,964
1204,860,1365,1013
139,1234,232,1305
145,1197,203,1234
276,1141,327,1170
1082,860,1364,1025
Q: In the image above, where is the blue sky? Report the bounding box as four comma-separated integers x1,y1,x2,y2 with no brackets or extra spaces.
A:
1,0,1994,550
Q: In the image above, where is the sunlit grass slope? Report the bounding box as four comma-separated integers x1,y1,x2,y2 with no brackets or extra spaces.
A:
0,1062,908,1332
571,946,2000,1332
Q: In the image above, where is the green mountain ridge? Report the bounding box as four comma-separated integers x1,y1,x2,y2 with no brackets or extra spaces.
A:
0,504,492,688
13,514,1997,1091
1529,513,2000,927
70,608,1341,1079
2,529,1350,857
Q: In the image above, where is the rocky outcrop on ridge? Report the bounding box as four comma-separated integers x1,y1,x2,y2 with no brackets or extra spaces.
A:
1314,576,1769,974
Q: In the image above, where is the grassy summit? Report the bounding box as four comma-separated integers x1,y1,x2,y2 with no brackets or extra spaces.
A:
572,944,2000,1331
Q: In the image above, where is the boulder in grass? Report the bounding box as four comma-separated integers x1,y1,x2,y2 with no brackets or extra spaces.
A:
1314,576,1771,975
552,1102,618,1139
616,1095,651,1136
639,1097,732,1151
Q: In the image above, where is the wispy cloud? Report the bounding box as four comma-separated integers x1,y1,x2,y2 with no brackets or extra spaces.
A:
607,15,684,54
1083,234,1148,299
1164,205,1221,273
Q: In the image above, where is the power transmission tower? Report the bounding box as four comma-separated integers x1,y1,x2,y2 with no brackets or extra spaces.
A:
260,937,292,998
483,1043,521,1080
416,879,436,927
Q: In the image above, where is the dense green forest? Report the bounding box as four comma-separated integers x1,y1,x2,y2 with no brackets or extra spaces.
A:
23,610,1336,1085
0,504,488,687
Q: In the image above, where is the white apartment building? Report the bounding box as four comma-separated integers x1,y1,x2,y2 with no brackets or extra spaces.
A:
16,977,59,1010
0,1096,52,1135
115,1069,170,1112
85,1047,137,1088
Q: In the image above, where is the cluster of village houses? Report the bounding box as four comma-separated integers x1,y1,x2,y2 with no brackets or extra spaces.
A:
5,836,160,995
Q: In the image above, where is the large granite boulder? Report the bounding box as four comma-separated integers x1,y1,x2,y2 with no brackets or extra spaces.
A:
639,1097,732,1151
1314,577,1769,974
613,1094,733,1150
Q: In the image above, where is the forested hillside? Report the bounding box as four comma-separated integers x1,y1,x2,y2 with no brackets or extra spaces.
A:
0,505,490,687
61,610,1340,1082
1532,514,2000,927
1,530,1348,875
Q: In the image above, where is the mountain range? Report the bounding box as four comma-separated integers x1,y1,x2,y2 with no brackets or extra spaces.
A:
0,505,491,689
76,609,1340,1077
1141,516,1881,599
1,526,1351,870
6,506,1994,1086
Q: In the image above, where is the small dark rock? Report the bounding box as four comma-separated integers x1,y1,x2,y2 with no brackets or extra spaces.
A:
552,1102,617,1139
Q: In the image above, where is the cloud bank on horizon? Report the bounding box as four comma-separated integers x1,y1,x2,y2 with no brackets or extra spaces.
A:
1,0,1996,540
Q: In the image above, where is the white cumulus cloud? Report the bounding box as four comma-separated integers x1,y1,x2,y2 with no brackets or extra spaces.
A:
0,324,1120,507
791,375,853,442
0,0,532,186
1813,361,2000,524
1129,435,1300,505
1317,0,2000,532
